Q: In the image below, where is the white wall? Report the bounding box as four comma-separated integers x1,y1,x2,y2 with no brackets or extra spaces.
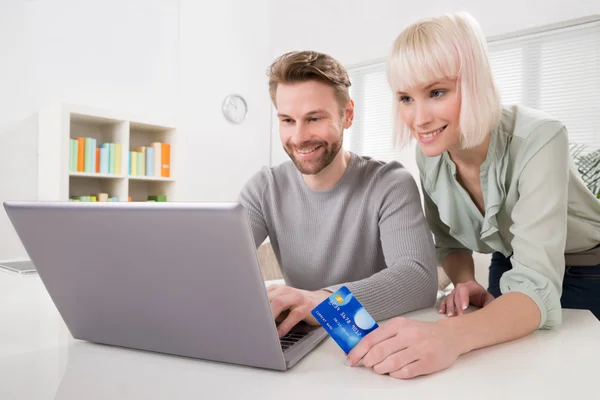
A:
268,0,600,168
0,0,179,127
177,0,272,202
269,0,600,66
0,0,179,260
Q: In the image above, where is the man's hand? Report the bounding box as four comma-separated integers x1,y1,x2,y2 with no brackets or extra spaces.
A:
346,317,466,379
266,284,330,337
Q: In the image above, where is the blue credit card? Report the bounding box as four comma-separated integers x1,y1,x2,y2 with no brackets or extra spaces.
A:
311,286,379,354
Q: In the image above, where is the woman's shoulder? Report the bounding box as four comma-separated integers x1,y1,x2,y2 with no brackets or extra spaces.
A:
501,104,566,143
500,105,568,165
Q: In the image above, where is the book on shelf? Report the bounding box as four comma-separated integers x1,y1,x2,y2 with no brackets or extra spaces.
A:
99,144,109,174
68,194,168,202
84,138,96,173
69,137,171,179
161,143,171,177
147,195,167,202
70,137,122,175
115,143,122,175
146,146,155,176
129,142,170,178
70,193,119,202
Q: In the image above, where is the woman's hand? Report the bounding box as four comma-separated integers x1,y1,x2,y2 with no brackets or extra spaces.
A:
346,317,465,379
440,280,494,317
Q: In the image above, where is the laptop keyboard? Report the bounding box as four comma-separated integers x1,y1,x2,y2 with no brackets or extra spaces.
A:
280,331,309,352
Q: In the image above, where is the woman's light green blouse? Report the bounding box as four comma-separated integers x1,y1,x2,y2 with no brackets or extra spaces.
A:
417,105,600,329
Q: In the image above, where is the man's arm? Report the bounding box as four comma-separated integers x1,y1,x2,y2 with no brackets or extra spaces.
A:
238,169,270,247
326,166,439,321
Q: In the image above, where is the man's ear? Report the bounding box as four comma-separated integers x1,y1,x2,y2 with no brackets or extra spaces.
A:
343,98,355,129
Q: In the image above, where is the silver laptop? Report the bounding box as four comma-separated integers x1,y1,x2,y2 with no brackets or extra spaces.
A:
3,201,328,371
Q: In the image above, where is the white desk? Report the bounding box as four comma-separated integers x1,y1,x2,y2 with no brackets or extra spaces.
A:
1,271,599,400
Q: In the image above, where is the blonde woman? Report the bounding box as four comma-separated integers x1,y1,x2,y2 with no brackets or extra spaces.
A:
347,12,600,379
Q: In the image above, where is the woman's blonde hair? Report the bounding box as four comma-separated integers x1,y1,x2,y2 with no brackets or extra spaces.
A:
387,12,502,148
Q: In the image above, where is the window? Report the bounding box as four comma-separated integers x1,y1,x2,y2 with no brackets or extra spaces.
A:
346,18,600,164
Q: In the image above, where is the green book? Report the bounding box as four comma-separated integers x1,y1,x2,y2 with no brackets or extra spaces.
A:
69,139,77,172
109,143,116,175
84,138,93,173
147,195,167,202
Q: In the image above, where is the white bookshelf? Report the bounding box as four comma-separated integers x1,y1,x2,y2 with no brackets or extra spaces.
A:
8,103,177,203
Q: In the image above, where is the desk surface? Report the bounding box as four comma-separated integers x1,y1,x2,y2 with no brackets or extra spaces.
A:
1,271,599,400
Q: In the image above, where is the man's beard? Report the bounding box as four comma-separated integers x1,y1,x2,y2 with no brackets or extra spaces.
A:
284,136,343,175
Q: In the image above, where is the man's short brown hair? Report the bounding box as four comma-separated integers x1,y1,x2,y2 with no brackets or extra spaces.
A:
268,51,351,110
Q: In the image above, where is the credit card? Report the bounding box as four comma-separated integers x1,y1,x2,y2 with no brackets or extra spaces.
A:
311,286,379,354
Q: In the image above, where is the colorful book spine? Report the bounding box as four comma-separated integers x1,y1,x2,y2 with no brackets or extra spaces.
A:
141,147,146,176
77,137,85,172
147,195,167,202
70,138,127,175
136,151,143,176
70,193,112,202
69,139,77,172
135,147,146,176
146,146,155,176
109,143,116,174
131,151,138,176
115,143,122,175
152,142,161,177
84,138,93,172
161,143,171,177
100,144,109,174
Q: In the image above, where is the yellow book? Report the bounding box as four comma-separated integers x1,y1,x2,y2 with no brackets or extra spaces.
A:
136,146,146,176
131,151,138,176
152,142,162,177
115,143,122,175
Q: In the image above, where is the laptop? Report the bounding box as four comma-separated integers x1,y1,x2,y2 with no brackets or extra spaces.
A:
3,201,328,371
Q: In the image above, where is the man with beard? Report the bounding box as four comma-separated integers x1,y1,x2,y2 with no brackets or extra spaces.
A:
239,51,437,337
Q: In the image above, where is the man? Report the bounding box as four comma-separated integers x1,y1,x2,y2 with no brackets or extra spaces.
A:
240,50,437,337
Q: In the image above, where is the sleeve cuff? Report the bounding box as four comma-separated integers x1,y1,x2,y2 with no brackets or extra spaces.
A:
437,247,472,266
499,258,563,329
323,284,341,294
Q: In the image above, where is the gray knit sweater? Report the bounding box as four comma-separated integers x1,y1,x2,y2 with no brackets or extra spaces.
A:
239,153,438,321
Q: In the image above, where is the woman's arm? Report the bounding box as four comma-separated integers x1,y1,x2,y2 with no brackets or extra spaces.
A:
346,291,540,379
347,123,570,379
441,291,540,353
442,251,475,284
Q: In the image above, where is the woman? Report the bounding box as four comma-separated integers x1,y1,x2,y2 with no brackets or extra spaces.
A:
346,12,600,379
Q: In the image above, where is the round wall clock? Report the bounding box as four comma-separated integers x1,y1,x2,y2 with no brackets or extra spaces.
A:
222,94,248,124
